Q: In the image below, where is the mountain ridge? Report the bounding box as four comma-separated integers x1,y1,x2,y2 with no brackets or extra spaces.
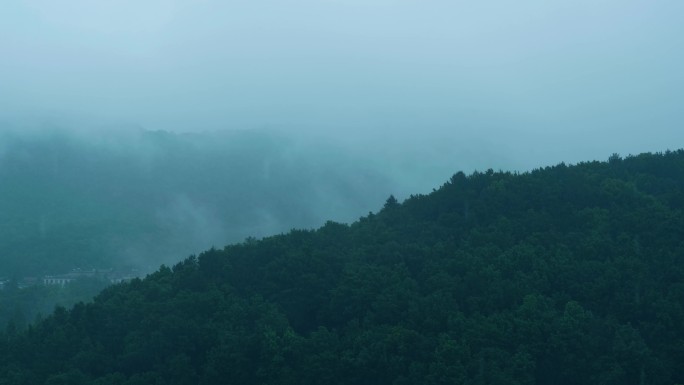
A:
1,150,683,384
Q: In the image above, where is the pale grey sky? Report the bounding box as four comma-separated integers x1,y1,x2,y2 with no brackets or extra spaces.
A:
1,0,683,170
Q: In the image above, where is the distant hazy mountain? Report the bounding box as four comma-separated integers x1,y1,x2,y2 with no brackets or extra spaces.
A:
0,127,402,275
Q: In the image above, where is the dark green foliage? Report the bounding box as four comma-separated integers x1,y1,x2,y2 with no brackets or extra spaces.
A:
0,278,108,331
1,150,684,384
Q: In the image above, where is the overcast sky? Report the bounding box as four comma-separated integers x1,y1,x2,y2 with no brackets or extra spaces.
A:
1,0,683,170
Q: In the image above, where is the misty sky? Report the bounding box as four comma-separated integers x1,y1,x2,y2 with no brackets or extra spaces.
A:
1,0,683,170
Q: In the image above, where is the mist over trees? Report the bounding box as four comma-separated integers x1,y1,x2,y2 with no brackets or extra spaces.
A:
0,127,409,276
0,124,511,330
1,2,681,383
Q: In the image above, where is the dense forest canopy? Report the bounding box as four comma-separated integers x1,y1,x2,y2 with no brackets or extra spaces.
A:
1,150,683,384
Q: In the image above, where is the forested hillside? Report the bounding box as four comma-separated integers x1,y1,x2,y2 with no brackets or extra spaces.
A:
1,151,683,384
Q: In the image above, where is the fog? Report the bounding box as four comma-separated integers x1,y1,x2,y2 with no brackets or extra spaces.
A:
1,1,683,274
1,0,683,168
0,127,406,274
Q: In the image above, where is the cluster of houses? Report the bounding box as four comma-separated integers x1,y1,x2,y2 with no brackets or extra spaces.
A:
0,268,139,290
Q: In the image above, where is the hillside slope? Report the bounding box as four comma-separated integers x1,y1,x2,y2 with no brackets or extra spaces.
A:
1,151,683,384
